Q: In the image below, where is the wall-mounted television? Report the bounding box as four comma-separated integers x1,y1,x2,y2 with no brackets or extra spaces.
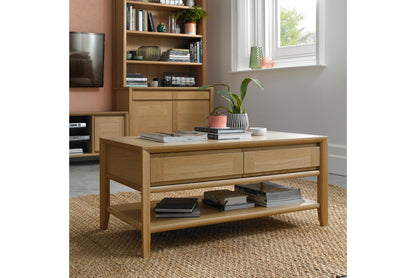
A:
69,32,105,87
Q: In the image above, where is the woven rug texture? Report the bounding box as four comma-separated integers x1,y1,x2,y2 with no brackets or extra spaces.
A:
70,178,347,278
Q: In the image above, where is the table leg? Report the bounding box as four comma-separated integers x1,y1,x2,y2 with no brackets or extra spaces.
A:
141,150,151,258
100,141,110,230
317,138,328,226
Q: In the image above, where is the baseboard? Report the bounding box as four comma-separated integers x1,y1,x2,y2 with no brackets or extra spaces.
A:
328,144,346,176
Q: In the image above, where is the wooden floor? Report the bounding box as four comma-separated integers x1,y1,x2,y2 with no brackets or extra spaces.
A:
70,159,347,197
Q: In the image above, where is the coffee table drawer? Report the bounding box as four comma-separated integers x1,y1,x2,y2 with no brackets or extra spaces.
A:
244,146,320,174
151,150,243,183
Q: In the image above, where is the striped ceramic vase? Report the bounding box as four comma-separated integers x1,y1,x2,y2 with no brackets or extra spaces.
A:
227,113,249,130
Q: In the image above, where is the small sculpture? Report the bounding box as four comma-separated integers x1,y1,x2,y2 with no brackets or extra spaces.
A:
157,23,166,33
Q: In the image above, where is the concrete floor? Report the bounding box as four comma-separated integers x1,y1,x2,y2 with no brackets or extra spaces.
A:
70,159,347,197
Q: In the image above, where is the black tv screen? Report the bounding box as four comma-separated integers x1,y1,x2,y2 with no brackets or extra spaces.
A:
70,32,105,87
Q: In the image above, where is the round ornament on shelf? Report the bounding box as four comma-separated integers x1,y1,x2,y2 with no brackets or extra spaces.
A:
157,23,166,33
260,57,274,69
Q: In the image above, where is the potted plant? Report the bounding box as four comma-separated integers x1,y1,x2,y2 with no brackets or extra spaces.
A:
175,6,208,35
208,112,227,128
198,78,264,130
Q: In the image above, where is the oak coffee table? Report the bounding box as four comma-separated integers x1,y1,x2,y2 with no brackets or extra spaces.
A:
100,131,328,258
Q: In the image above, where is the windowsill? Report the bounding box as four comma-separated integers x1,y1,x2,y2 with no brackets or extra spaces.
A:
232,63,326,73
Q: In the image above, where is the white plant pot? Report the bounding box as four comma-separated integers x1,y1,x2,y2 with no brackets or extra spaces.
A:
227,113,249,130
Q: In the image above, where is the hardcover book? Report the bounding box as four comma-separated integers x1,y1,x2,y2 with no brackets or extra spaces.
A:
207,132,251,140
235,182,305,207
154,198,198,213
203,190,247,206
194,127,246,134
155,206,200,218
140,131,207,143
202,199,254,211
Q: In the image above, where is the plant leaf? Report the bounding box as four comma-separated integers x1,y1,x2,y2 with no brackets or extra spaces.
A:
240,78,264,103
210,106,231,115
231,94,242,112
198,83,231,94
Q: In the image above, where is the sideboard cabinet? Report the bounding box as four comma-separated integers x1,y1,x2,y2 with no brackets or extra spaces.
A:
114,87,213,136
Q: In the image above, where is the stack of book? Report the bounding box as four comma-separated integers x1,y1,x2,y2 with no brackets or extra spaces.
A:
235,182,305,207
140,130,208,143
194,127,251,140
160,49,190,62
154,198,200,218
126,73,148,87
203,190,254,211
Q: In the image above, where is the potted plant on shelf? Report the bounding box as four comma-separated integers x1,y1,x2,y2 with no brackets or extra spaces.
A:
175,6,208,35
199,78,264,130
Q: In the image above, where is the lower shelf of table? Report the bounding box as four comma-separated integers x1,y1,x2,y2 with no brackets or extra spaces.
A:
107,197,320,234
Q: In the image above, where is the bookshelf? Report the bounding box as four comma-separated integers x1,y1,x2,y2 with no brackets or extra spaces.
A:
112,0,207,88
112,0,212,136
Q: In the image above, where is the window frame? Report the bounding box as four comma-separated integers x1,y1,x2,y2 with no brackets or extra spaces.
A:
231,0,326,72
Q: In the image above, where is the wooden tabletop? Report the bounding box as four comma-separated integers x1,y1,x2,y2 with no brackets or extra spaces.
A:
101,131,328,153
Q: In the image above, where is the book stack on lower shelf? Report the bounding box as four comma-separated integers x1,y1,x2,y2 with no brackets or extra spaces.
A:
203,190,255,211
194,127,252,140
154,198,200,218
235,182,305,207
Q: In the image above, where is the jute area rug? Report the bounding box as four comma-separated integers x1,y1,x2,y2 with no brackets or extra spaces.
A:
70,178,347,278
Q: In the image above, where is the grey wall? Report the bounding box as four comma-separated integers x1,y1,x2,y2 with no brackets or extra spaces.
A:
205,0,347,175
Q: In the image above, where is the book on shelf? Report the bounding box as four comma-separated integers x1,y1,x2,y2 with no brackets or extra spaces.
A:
202,199,255,211
235,182,305,207
203,190,248,206
194,127,246,134
140,130,207,143
155,197,198,212
147,11,155,32
207,132,251,140
126,84,148,87
155,206,200,218
70,122,87,128
202,189,255,211
154,197,199,218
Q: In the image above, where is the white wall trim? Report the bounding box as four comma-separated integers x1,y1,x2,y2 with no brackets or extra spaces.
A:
328,144,346,176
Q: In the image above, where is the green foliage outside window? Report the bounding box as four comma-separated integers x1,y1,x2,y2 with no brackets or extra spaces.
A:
280,7,316,47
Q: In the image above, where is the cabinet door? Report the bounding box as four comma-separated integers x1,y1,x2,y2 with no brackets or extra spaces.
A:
173,100,210,131
94,116,125,152
131,100,173,136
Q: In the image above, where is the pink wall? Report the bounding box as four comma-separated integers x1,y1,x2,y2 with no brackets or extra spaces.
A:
69,0,113,112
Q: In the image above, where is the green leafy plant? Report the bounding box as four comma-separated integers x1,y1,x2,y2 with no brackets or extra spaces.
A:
199,78,264,115
175,6,208,23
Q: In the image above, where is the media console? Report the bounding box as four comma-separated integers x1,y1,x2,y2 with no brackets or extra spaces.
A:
99,131,328,258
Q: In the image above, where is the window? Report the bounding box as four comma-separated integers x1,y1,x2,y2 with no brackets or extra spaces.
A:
231,0,325,72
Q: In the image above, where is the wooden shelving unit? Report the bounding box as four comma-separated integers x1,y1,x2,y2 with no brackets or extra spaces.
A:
112,0,208,89
112,0,212,136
